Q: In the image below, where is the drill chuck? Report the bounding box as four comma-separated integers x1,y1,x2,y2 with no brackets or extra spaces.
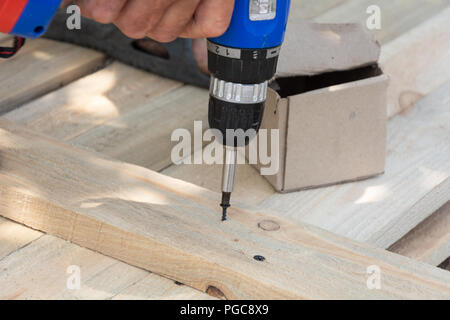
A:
207,42,279,147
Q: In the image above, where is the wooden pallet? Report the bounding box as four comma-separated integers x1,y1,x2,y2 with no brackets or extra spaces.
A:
0,1,449,299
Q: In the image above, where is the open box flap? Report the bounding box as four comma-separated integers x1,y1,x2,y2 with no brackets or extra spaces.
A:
277,20,381,77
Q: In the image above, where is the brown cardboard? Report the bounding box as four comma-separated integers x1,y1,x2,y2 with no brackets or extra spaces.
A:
278,20,381,77
250,21,389,193
256,72,389,193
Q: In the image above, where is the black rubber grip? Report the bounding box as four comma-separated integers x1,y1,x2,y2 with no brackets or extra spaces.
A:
208,96,265,147
208,48,278,84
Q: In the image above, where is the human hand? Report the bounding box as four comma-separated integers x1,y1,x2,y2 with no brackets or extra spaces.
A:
63,0,235,42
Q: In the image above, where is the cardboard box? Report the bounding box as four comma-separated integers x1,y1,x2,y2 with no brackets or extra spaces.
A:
252,21,389,192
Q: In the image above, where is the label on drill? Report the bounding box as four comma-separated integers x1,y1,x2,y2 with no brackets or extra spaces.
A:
207,41,242,59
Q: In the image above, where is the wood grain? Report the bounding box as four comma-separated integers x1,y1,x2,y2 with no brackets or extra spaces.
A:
112,273,214,300
0,119,449,299
380,6,450,118
389,202,450,266
0,219,210,300
0,217,42,260
0,39,106,114
289,0,348,20
0,235,146,300
70,85,208,170
5,62,182,141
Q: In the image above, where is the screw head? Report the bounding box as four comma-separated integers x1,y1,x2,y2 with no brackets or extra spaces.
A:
253,255,266,262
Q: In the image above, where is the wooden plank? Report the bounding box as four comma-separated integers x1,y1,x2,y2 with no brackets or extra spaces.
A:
289,0,348,20
0,221,209,300
0,38,106,114
316,0,450,44
112,274,214,300
0,217,42,260
380,6,450,118
0,235,146,299
0,119,449,299
4,62,182,142
70,85,208,170
4,61,192,170
1,55,204,299
389,202,450,266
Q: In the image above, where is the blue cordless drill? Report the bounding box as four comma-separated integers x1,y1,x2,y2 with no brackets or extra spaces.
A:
207,0,291,220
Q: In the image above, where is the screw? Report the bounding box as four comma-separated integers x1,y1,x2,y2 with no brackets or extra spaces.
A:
253,255,266,262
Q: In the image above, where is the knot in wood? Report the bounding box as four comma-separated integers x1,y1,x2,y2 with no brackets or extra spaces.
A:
258,220,280,231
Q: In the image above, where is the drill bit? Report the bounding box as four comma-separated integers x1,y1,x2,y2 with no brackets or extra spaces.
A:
220,192,231,221
220,147,237,221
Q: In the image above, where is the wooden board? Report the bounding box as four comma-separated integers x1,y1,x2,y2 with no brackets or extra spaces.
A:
0,233,211,300
70,85,208,171
0,235,144,299
0,119,449,299
380,6,450,118
389,202,450,267
289,0,348,20
112,273,215,300
1,61,208,299
316,0,450,44
0,38,106,114
3,61,200,171
4,62,182,141
0,217,42,260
